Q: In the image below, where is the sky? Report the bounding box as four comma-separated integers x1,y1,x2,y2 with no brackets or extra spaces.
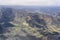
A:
0,0,60,6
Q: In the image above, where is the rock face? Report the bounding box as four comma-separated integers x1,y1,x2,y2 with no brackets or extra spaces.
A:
0,7,60,40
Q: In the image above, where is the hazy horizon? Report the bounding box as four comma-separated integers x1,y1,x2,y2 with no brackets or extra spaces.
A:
0,0,60,6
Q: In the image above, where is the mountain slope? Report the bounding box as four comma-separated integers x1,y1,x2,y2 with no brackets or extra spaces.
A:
0,7,60,40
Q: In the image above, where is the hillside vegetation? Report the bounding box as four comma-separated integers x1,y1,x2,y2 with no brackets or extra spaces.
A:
0,7,60,40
